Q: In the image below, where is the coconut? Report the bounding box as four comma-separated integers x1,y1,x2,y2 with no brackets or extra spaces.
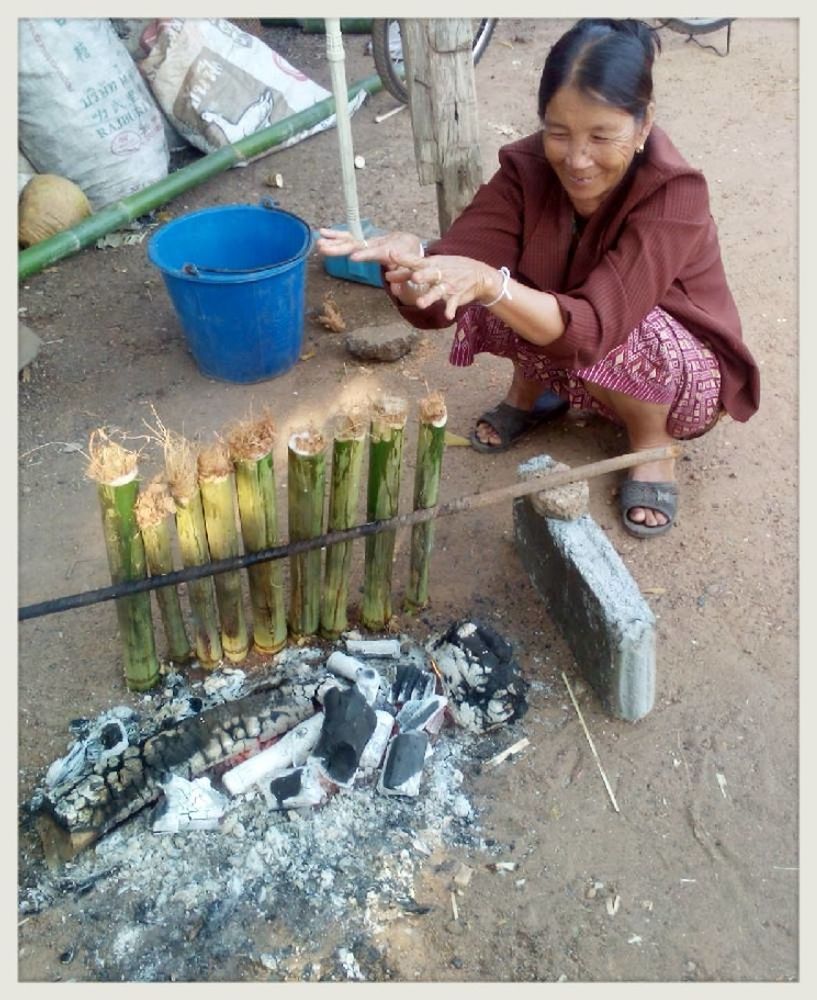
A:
18,174,92,247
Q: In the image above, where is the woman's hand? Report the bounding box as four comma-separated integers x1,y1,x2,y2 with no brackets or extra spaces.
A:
315,228,423,266
385,254,501,320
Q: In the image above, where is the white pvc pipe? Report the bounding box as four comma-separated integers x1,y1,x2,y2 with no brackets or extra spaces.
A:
325,18,364,241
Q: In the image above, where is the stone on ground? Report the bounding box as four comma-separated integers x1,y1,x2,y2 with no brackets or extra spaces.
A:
345,322,419,362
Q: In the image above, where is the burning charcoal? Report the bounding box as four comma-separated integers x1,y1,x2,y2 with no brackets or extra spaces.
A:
326,650,366,681
354,666,382,706
392,663,436,705
378,731,430,797
222,713,324,797
262,759,331,810
45,708,138,789
345,638,402,659
151,775,226,834
430,620,529,733
358,710,395,771
395,695,448,735
312,686,377,785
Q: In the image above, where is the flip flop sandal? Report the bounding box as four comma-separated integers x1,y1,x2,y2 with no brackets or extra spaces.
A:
470,393,569,454
619,480,679,538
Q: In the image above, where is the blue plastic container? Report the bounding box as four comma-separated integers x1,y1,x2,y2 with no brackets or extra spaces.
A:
147,202,312,383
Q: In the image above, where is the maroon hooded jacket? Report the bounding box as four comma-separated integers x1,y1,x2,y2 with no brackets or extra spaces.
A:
390,125,759,422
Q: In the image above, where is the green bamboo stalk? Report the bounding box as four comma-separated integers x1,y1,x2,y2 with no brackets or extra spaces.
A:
87,433,159,692
233,451,287,655
362,397,407,631
198,444,249,663
320,410,367,639
287,428,327,638
135,482,192,664
18,74,384,281
406,393,448,611
174,491,223,667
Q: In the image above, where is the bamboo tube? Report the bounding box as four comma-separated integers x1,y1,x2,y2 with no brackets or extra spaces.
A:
227,413,287,655
321,408,367,639
406,392,447,611
86,431,159,691
134,479,192,664
198,442,249,663
287,427,327,638
165,432,222,667
362,396,407,630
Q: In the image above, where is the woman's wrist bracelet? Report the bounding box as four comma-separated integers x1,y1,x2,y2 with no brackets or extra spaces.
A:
483,266,513,308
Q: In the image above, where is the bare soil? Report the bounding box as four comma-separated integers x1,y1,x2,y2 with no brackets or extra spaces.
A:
16,19,798,983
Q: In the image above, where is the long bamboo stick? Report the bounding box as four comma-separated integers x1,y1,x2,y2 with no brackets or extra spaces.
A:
198,443,249,663
321,409,367,638
134,480,192,665
87,433,159,692
18,74,385,281
363,396,407,631
21,445,681,621
228,414,287,656
406,393,447,611
288,428,327,638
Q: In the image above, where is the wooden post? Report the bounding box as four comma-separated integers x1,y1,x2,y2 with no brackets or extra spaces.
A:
400,18,483,233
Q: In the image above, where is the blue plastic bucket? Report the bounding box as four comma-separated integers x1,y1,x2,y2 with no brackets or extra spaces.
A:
147,202,312,383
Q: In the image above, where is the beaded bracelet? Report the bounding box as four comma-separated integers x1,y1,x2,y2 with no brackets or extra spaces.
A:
483,266,513,308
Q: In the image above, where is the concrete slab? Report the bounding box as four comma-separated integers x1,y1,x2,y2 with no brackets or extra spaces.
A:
513,494,656,722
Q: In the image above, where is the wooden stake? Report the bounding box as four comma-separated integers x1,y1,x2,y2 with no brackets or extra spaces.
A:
406,392,447,611
321,410,367,639
198,443,249,663
288,428,327,638
362,397,407,630
134,481,192,665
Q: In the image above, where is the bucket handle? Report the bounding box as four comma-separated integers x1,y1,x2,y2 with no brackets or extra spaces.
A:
182,199,312,276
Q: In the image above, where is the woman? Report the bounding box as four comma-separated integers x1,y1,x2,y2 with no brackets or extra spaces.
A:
317,18,759,538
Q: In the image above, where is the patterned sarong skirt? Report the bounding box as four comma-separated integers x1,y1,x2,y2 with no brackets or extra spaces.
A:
450,304,722,440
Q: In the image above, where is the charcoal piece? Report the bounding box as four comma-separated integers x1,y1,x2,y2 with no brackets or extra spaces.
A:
312,686,377,784
395,695,447,734
268,769,304,808
392,663,436,705
430,619,529,733
379,731,429,796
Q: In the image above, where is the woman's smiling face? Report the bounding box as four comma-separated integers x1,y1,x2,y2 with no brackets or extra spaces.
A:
542,84,654,216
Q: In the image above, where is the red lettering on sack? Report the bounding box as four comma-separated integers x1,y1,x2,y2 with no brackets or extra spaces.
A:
111,131,142,154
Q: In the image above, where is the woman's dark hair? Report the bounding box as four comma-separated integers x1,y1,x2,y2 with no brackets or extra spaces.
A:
537,19,661,122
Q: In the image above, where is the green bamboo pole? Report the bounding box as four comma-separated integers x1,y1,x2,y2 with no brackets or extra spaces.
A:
287,428,327,638
198,443,249,663
87,434,159,692
134,481,192,665
18,74,384,281
406,393,448,611
228,414,287,655
362,397,407,631
320,410,367,639
165,434,223,668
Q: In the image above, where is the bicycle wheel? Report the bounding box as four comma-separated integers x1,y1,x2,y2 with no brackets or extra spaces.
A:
372,18,497,104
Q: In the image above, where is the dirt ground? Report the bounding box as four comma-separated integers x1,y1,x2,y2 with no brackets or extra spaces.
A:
16,18,799,983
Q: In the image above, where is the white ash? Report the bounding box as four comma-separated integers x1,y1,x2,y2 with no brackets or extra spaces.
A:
20,631,525,981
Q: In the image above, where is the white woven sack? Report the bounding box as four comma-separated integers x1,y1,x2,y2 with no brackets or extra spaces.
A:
138,18,366,155
18,18,169,209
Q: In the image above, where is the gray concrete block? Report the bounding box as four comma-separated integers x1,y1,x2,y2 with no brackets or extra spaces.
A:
513,496,656,722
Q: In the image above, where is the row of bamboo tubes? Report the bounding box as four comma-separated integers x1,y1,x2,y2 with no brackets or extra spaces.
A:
87,393,448,692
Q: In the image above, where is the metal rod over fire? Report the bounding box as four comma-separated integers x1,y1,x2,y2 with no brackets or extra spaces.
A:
19,445,680,622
